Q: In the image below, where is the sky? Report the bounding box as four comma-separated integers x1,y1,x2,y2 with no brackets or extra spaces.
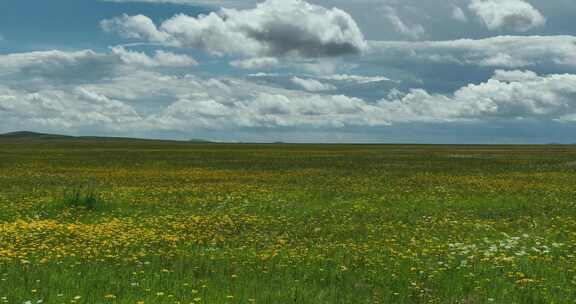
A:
1,0,576,143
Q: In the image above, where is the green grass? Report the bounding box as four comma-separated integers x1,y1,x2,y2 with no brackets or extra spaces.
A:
61,188,103,211
0,140,576,303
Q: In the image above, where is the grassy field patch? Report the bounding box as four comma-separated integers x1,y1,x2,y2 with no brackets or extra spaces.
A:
0,141,575,303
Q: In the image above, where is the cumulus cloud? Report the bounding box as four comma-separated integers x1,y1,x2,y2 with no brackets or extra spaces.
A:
143,70,576,129
3,60,576,134
3,46,576,135
294,59,352,75
243,72,394,101
232,57,355,75
381,6,425,39
0,50,119,84
0,58,387,131
153,92,374,129
5,0,576,142
0,87,142,131
111,46,197,67
100,0,367,58
368,35,576,69
101,14,170,42
230,57,279,70
321,74,391,84
0,48,198,88
451,6,468,22
377,70,576,123
492,70,539,82
291,77,336,92
469,0,546,32
101,0,254,8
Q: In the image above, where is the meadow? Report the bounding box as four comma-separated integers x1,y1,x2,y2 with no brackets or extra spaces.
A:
1,139,576,303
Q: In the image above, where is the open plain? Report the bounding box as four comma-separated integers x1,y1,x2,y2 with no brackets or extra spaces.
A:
1,139,576,303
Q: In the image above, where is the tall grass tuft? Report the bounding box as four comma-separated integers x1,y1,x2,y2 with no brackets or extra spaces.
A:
62,188,103,211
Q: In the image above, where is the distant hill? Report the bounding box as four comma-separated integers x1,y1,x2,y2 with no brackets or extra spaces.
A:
0,131,212,143
189,138,213,143
547,142,576,146
0,131,74,140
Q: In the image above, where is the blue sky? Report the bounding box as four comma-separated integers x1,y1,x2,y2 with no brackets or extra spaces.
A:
1,0,576,143
0,0,210,52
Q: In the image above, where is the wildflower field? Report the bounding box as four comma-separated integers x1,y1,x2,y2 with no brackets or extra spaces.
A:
1,139,576,303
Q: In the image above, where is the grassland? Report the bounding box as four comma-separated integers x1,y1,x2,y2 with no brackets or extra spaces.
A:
1,139,576,303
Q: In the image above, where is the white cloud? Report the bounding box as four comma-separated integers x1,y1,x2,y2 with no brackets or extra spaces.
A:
153,50,198,67
3,62,576,134
229,56,356,76
101,0,367,58
0,48,197,88
321,74,391,84
0,50,102,72
3,47,576,135
295,59,353,75
291,77,336,92
451,6,468,22
101,0,253,8
0,87,142,131
492,70,539,82
101,14,170,42
0,50,119,84
144,70,576,129
247,72,280,77
369,35,576,69
230,57,279,70
0,59,383,131
111,46,197,67
377,70,576,123
381,6,425,39
152,92,375,129
469,0,546,32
